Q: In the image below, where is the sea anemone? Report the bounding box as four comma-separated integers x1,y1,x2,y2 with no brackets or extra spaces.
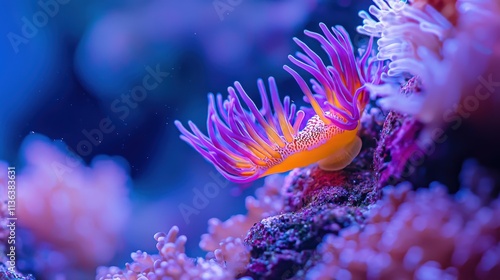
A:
357,0,452,76
361,0,500,126
175,23,384,183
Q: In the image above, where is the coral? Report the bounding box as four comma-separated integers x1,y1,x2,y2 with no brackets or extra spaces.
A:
176,22,384,183
200,174,285,252
96,226,249,280
374,111,423,188
97,175,288,279
15,135,131,278
307,183,500,280
0,162,35,280
0,263,36,280
373,79,426,189
213,237,251,277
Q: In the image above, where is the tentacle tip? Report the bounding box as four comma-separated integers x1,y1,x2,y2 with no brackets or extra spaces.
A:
303,29,314,35
174,120,186,131
293,38,304,46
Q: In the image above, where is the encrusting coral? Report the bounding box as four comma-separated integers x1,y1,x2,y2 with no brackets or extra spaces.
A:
373,77,426,189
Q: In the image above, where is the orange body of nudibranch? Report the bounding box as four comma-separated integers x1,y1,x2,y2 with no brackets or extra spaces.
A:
175,23,384,183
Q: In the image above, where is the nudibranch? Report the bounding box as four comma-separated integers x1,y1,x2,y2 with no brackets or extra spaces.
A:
175,23,384,183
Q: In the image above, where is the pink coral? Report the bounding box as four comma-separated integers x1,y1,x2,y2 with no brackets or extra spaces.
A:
96,226,249,280
96,174,286,280
307,183,500,280
0,160,35,280
200,174,284,251
16,135,130,277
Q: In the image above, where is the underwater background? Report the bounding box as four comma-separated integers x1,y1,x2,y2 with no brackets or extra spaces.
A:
1,0,500,279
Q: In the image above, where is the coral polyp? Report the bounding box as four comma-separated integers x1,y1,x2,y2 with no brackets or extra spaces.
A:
175,23,384,183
